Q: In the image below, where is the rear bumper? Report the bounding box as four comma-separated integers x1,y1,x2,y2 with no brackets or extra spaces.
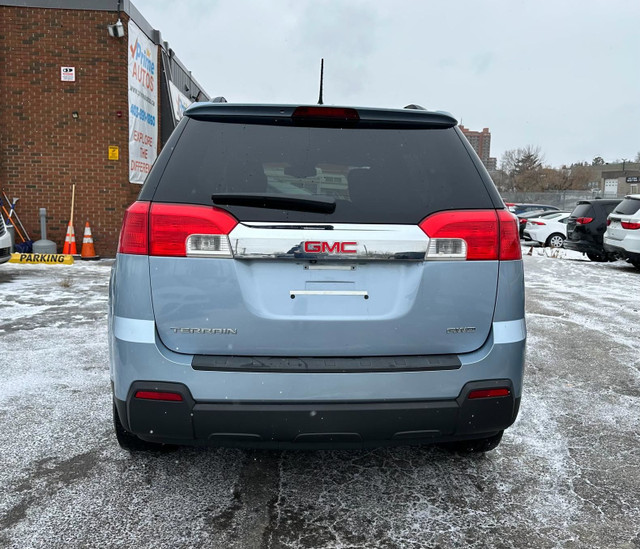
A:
522,229,544,244
604,233,640,257
115,380,520,449
109,254,526,448
110,320,526,447
604,240,640,262
563,237,602,255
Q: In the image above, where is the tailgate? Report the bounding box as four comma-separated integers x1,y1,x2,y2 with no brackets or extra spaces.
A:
149,223,498,356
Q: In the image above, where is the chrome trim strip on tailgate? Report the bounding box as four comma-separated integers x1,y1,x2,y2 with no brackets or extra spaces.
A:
290,290,368,297
229,222,428,261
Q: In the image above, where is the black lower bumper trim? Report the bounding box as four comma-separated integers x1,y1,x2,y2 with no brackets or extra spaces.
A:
564,239,602,255
604,242,640,262
120,380,520,449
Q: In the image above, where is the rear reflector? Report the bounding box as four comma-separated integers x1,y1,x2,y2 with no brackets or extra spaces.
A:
420,210,521,261
621,221,640,230
576,217,593,224
135,390,183,402
468,388,511,399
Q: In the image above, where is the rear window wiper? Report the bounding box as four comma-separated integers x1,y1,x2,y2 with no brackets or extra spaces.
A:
211,193,336,214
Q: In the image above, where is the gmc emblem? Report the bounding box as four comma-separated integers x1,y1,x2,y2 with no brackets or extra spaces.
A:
303,241,357,254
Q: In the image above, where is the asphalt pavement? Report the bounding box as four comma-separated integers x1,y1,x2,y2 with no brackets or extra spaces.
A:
0,251,638,549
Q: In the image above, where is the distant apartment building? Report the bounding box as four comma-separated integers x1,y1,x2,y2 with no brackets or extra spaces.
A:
459,126,497,171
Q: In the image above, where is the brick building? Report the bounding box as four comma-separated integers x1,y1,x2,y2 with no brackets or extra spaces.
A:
459,126,497,171
591,162,640,197
0,1,208,256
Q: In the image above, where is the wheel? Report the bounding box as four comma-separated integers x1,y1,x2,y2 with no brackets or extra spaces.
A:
439,431,504,453
113,402,177,453
586,252,607,262
545,233,565,249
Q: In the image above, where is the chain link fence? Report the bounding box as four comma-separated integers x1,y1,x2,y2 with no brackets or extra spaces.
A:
499,190,610,210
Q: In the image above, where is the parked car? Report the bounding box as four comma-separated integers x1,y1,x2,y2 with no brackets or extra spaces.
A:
517,209,569,238
564,199,622,261
603,194,640,269
522,212,571,248
0,219,12,264
509,203,559,216
110,102,525,453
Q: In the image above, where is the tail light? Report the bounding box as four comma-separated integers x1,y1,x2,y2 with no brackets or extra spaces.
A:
135,390,183,402
118,201,150,255
621,221,640,230
529,220,546,226
419,209,521,261
118,201,238,257
606,218,611,226
576,217,593,224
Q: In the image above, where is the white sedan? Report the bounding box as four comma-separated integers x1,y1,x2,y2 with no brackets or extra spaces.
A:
523,212,571,248
0,221,12,264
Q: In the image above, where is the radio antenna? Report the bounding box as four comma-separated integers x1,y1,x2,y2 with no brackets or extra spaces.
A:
317,58,324,105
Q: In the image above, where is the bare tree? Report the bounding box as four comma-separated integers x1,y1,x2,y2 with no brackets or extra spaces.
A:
500,149,519,175
508,146,544,192
499,146,544,191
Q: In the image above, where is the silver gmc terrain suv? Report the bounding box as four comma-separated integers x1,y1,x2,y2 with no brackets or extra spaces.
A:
109,103,526,452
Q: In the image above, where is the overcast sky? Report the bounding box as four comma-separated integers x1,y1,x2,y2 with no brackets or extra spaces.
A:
133,0,640,168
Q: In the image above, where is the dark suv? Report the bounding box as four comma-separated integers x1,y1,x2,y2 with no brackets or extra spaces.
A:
565,199,622,261
109,103,525,453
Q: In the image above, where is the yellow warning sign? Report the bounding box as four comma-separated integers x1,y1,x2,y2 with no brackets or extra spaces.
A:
108,146,119,160
9,253,74,265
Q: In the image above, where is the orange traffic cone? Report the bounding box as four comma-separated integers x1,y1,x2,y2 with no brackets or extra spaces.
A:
62,222,78,255
80,222,100,260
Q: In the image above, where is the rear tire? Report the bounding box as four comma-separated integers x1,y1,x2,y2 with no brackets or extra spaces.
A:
439,431,504,453
113,402,177,453
545,233,565,249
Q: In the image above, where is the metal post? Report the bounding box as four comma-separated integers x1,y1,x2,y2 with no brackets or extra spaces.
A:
40,208,47,240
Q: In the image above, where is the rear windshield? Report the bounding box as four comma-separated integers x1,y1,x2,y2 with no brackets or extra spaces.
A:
152,119,493,224
613,197,640,215
571,204,594,218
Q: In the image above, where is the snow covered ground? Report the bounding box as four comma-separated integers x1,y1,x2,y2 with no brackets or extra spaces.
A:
0,251,638,548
